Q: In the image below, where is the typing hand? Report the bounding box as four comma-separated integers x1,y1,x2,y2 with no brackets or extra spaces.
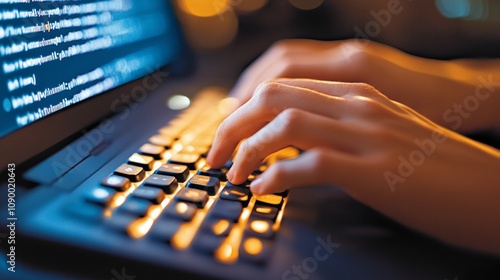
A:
230,39,500,132
207,79,500,254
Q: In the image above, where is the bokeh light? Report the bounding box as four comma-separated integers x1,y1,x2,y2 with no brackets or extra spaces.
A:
177,0,229,17
176,6,239,49
288,0,324,10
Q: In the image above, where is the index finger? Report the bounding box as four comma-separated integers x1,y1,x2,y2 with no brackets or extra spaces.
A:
207,80,353,168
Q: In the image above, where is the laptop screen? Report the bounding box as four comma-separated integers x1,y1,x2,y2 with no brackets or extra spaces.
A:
0,0,180,139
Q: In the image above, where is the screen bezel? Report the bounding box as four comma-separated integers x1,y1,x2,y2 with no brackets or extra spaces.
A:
0,3,194,173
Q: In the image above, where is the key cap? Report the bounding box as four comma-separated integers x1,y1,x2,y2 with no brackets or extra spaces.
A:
240,237,273,265
128,153,155,171
251,205,279,221
168,153,200,170
156,164,190,182
114,163,145,182
162,201,197,221
246,219,274,239
197,166,227,181
186,175,220,196
101,175,131,191
220,185,251,206
149,134,175,148
175,188,208,208
143,174,178,194
201,218,233,237
139,143,165,159
85,187,116,207
106,212,138,234
116,198,152,217
181,145,210,157
132,186,165,204
254,194,283,208
148,219,182,243
191,233,224,255
209,199,242,222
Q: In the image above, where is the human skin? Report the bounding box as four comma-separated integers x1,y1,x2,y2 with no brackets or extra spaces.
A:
206,40,500,254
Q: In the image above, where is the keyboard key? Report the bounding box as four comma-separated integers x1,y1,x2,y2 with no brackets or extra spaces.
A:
168,153,200,170
209,199,242,222
162,201,197,221
156,164,190,182
255,194,283,208
149,134,175,148
85,187,116,207
114,163,145,182
181,145,210,157
197,166,227,181
116,198,152,217
246,219,274,239
143,174,178,194
128,153,155,171
132,186,165,204
186,175,220,196
251,205,279,221
139,143,165,159
175,188,208,208
101,175,131,191
106,212,137,233
240,237,273,265
148,219,182,243
191,233,224,255
158,126,181,139
201,218,233,237
225,181,249,188
220,185,251,206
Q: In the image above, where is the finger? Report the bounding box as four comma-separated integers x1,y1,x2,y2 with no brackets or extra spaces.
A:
207,81,350,167
227,108,367,184
229,40,347,103
273,78,396,105
249,147,365,195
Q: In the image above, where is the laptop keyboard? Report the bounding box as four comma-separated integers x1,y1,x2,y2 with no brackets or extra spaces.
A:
82,89,298,266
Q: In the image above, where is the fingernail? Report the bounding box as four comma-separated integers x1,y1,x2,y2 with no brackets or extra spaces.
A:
226,169,234,182
250,177,263,194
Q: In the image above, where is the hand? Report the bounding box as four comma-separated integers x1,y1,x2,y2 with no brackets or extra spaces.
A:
230,39,500,132
207,78,500,254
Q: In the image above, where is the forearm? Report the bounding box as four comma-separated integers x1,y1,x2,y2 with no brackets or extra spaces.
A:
347,134,500,254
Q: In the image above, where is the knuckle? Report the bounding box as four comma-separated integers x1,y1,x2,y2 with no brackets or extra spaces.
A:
238,138,258,161
253,81,283,105
269,39,298,55
277,108,303,133
353,82,377,94
307,149,330,172
349,95,386,117
214,118,231,139
267,161,288,181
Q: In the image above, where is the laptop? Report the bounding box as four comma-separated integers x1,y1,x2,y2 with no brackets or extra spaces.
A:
1,1,499,279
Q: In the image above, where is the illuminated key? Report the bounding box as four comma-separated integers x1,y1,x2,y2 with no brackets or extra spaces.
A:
101,175,131,191
143,174,178,194
139,143,165,159
162,201,197,221
128,153,155,171
175,188,208,208
156,163,190,182
239,237,272,265
114,163,145,182
186,175,220,196
168,153,200,170
246,219,274,239
254,194,283,208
